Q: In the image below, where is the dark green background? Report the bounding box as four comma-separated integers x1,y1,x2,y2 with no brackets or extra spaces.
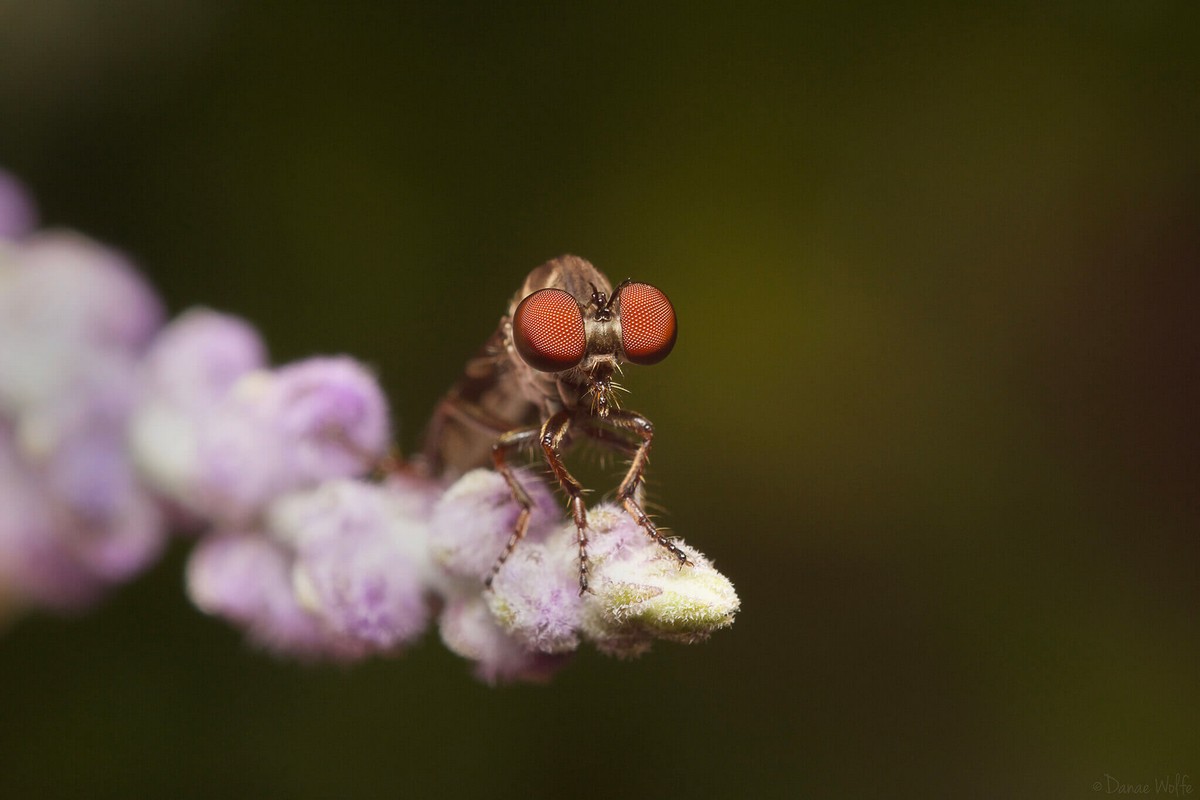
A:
1,3,1197,798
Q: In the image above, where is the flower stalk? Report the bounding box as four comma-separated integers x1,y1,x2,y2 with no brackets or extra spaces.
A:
0,167,738,682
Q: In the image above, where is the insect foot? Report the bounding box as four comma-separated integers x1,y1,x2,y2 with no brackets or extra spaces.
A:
619,497,694,570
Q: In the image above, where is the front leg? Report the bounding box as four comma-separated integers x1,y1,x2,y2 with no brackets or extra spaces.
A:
540,410,593,595
604,410,693,568
486,425,542,589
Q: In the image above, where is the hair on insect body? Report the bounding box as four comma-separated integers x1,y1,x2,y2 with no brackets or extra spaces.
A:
418,254,689,595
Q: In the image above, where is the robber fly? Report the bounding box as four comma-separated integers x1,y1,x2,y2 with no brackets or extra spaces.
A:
419,254,690,594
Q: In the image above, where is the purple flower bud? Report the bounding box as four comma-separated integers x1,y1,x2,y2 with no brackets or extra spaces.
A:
130,310,268,503
186,377,289,520
438,594,570,685
186,530,361,660
428,468,561,581
268,357,391,483
1,409,164,608
67,493,165,583
138,355,392,524
15,354,128,427
4,232,163,352
0,233,169,611
0,434,103,610
485,538,582,654
269,478,435,652
140,309,267,409
0,169,36,239
30,420,165,584
0,233,163,416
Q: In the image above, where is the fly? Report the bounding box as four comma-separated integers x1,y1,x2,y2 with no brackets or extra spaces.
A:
418,254,691,594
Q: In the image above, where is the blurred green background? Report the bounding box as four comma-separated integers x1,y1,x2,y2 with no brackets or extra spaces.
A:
1,2,1197,797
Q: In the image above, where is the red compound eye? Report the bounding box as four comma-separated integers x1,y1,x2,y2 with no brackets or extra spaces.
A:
618,283,677,365
513,288,587,372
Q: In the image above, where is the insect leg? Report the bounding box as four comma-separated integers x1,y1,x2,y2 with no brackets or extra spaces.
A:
486,425,542,589
604,410,692,568
540,410,593,595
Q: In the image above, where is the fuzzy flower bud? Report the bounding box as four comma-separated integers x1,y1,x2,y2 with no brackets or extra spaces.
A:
0,232,163,414
186,530,360,660
132,336,391,523
0,169,36,239
129,310,268,505
430,469,739,681
439,593,571,685
0,222,168,611
485,537,583,654
575,506,740,657
269,477,436,652
428,468,561,581
267,358,392,484
0,426,103,609
139,309,268,409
